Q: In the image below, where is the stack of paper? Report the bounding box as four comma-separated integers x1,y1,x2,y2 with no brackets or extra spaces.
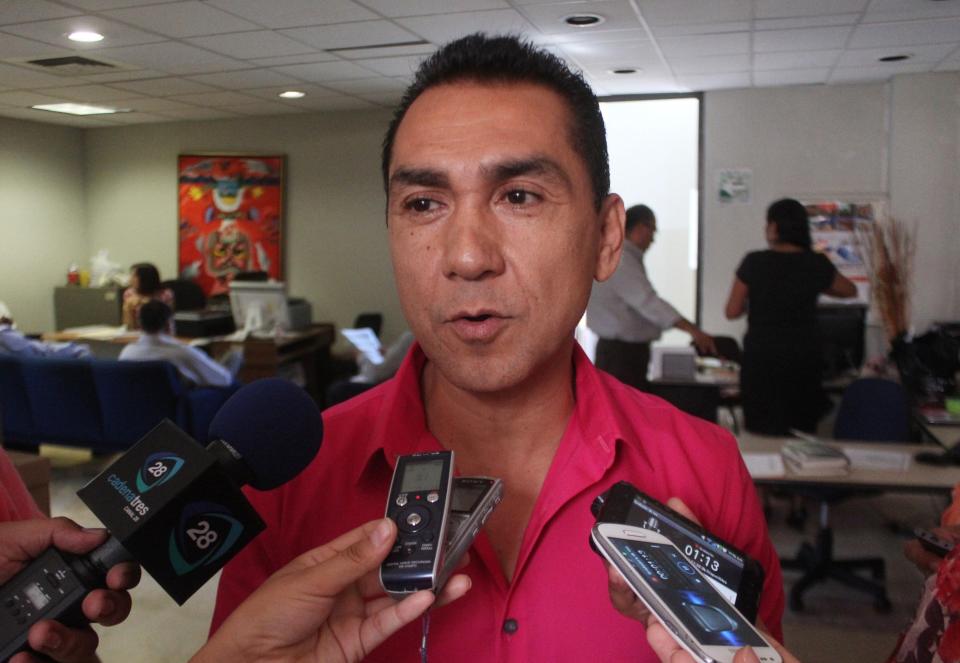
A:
781,440,850,476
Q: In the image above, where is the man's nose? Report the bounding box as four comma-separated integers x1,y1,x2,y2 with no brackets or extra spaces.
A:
440,203,506,281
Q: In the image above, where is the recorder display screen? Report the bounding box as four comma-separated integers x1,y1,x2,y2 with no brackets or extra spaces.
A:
400,460,445,493
611,538,764,648
451,485,486,512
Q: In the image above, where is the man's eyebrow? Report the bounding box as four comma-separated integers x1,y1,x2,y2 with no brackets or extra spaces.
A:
483,156,572,187
389,167,449,190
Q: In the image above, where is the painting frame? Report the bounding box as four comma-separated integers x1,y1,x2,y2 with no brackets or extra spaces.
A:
177,154,285,298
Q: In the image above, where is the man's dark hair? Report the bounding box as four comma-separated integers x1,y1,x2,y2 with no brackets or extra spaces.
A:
766,198,812,250
139,300,172,334
381,33,609,210
625,204,655,234
131,262,162,295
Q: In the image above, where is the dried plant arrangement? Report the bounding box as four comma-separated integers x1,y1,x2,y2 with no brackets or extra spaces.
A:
859,215,915,343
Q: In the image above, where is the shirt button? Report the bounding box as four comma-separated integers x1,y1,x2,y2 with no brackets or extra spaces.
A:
503,618,519,635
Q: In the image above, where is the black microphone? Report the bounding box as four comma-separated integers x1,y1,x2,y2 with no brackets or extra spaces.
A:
0,378,322,661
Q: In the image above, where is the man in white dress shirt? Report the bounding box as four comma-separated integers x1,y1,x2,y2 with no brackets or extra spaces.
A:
119,300,240,388
587,204,716,387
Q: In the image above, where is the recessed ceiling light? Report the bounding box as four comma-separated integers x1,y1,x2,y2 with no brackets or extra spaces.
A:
32,103,124,115
610,68,640,75
878,54,911,62
563,14,605,27
68,31,104,43
278,90,306,99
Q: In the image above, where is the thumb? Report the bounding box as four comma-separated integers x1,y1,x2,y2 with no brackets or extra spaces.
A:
300,519,396,599
733,647,760,663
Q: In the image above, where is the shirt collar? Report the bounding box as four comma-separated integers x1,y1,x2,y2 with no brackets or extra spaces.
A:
353,341,629,483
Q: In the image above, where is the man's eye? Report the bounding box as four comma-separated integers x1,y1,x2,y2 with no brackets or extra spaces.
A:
505,189,535,205
405,198,435,212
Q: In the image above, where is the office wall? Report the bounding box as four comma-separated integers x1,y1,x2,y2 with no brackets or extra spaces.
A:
0,117,86,332
82,108,406,345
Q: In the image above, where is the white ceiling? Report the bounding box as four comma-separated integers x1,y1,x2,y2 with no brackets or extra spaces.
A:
0,0,958,127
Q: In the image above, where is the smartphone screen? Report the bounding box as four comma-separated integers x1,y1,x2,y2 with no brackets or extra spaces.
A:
609,536,766,648
621,497,746,605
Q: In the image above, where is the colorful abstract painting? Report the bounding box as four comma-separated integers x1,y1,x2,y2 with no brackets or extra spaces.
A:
178,155,284,297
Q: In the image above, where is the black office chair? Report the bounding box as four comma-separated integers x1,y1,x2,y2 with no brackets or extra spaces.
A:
691,334,742,431
160,279,206,312
353,312,383,339
783,378,910,613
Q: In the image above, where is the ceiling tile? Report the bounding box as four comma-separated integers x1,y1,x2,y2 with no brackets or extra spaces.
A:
934,59,960,72
0,89,69,106
241,84,343,100
359,90,402,107
153,106,239,120
333,42,437,59
650,22,750,37
57,0,174,9
2,15,167,49
290,94,376,110
594,74,683,95
753,14,859,30
848,19,960,49
753,68,829,86
865,0,960,23
670,54,750,74
753,26,852,53
559,39,662,68
0,33,74,60
95,110,168,124
658,32,749,58
111,76,218,96
76,68,165,83
534,27,650,46
360,0,508,17
635,0,751,26
829,62,931,83
320,76,408,94
0,1,80,25
35,83,144,101
248,52,339,67
102,2,260,38
185,31,316,60
95,42,247,74
230,101,302,115
279,21,422,51
753,50,841,70
273,59,380,82
113,96,198,112
754,0,869,20
187,69,302,89
168,90,264,107
675,71,751,91
0,62,79,87
396,9,537,43
519,1,642,36
205,0,378,29
0,105,115,126
837,43,955,67
352,54,428,77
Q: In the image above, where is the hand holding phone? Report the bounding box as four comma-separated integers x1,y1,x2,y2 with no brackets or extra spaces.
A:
592,523,781,663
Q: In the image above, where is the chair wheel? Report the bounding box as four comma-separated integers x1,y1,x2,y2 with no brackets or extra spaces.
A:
874,595,892,613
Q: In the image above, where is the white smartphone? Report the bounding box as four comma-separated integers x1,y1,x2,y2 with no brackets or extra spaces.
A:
591,522,781,663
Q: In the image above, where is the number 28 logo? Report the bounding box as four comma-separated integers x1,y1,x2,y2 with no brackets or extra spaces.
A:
168,501,244,576
136,453,184,493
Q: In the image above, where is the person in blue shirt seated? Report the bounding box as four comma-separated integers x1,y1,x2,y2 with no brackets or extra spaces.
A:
0,301,91,358
119,300,242,388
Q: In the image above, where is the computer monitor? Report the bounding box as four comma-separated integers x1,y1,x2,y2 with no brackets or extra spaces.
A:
817,305,866,378
228,280,290,335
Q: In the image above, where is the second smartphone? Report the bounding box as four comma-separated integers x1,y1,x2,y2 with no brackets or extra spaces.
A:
592,523,781,663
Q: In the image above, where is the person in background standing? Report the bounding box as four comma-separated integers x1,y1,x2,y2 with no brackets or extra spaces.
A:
725,198,856,434
587,204,717,388
122,262,174,332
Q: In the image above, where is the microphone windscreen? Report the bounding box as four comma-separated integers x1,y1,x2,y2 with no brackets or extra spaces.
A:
209,378,323,490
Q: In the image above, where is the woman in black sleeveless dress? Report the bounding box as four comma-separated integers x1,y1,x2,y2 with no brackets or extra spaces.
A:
725,199,856,435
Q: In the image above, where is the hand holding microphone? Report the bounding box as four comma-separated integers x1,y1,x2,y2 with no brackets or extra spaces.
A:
0,518,139,663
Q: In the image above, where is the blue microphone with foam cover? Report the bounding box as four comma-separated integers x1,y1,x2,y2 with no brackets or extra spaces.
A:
1,379,321,660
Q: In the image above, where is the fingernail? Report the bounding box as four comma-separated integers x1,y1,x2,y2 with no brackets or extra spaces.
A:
370,519,392,547
42,632,62,651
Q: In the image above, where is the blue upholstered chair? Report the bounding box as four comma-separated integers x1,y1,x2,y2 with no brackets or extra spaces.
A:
0,354,36,446
21,356,103,448
833,378,910,442
92,359,187,452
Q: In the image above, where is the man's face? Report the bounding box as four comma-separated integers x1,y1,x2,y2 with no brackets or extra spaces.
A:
630,218,656,252
387,81,623,394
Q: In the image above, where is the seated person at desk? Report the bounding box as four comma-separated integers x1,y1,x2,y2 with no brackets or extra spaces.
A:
0,301,90,358
325,330,415,406
119,301,241,388
122,262,174,332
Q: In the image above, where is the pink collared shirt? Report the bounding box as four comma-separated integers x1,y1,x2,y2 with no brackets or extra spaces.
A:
0,449,43,522
211,343,784,661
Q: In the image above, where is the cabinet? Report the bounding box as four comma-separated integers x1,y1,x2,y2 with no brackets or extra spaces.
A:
54,286,123,329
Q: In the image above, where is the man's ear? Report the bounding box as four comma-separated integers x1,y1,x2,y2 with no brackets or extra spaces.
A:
594,194,625,282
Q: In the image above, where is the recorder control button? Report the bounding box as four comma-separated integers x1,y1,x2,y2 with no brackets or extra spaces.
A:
427,492,439,503
406,513,422,527
422,531,434,543
502,618,519,635
396,494,408,507
398,506,430,533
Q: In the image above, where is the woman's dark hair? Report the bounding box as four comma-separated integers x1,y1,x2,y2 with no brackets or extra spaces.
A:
766,198,812,250
131,262,162,295
381,33,609,210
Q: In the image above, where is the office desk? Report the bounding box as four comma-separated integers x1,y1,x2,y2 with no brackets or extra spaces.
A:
738,432,959,494
914,408,960,449
649,363,739,423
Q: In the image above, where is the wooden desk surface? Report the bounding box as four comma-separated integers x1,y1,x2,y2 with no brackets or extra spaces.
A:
738,432,960,494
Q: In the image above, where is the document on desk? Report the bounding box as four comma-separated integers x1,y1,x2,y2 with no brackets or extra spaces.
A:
62,325,127,340
742,453,786,478
840,446,912,472
342,327,383,365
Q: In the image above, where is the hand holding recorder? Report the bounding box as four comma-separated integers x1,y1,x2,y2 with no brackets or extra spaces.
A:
193,518,471,663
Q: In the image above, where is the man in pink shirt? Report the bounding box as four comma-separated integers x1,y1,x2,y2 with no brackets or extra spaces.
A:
211,33,784,661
